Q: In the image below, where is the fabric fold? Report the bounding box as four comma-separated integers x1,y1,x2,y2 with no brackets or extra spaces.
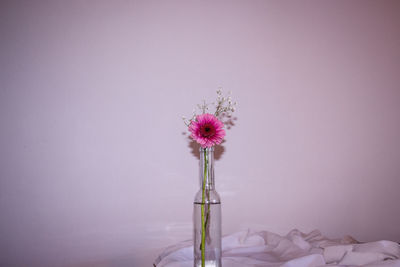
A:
154,229,400,267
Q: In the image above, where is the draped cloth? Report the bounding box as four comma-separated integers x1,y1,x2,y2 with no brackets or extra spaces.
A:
154,229,400,267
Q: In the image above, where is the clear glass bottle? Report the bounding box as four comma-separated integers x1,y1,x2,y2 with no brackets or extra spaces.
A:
193,147,222,267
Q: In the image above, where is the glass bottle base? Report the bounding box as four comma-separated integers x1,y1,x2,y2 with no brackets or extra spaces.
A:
194,259,222,267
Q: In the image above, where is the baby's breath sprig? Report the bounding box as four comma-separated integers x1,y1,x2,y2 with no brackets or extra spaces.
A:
182,109,196,127
214,88,237,119
182,88,237,127
197,100,209,114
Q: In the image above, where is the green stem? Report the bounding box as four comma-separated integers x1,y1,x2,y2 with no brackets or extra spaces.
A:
201,149,207,267
204,191,210,235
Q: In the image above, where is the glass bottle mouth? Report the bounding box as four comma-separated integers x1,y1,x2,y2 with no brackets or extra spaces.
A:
199,147,214,152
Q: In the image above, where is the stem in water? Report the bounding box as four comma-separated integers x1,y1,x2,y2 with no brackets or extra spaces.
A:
200,149,207,267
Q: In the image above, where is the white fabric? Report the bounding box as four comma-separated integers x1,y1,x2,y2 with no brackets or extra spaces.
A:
154,229,400,267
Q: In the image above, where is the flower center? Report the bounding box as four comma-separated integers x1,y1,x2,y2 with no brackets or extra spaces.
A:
200,123,216,138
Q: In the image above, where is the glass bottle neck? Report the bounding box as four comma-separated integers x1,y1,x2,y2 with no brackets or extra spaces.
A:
199,147,215,190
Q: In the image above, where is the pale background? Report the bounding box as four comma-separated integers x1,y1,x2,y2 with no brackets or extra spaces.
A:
1,1,400,266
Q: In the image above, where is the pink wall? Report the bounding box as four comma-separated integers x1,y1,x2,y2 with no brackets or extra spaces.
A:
1,1,400,266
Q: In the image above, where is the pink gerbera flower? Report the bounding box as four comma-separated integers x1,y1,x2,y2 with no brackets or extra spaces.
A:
189,113,226,148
